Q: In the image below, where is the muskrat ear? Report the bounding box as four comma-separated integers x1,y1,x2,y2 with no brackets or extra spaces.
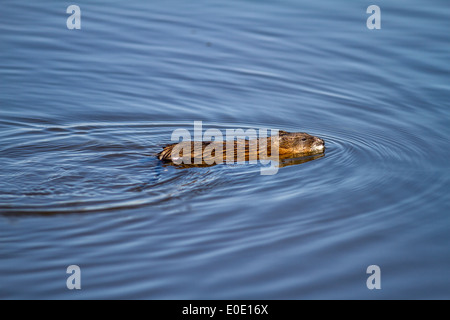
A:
278,130,289,136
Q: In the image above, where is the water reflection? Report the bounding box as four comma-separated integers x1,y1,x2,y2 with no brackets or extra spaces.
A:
159,151,326,169
279,153,325,167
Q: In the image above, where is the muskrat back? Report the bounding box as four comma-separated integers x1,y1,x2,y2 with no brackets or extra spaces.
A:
158,131,325,165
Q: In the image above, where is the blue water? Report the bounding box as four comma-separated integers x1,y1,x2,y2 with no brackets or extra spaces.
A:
0,0,449,299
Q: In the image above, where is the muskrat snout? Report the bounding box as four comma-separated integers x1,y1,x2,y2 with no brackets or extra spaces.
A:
312,137,325,152
316,138,325,146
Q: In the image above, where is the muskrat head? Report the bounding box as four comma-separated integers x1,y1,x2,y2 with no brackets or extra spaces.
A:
277,131,325,155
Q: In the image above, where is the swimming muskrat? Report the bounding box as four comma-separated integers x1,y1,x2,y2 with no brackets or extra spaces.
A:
157,131,325,166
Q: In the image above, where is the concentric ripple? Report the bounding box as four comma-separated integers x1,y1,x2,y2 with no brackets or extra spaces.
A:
0,121,278,214
0,117,445,219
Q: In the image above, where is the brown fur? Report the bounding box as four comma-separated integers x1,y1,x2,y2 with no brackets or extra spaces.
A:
157,131,324,166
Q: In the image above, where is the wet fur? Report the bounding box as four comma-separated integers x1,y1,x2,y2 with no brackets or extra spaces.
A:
157,131,324,165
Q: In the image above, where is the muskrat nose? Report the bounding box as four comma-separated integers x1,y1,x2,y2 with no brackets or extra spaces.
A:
315,138,324,145
312,137,325,152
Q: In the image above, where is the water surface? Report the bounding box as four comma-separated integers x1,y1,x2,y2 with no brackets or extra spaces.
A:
0,0,449,299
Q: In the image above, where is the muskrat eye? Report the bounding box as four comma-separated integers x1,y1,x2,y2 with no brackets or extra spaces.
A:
301,138,307,141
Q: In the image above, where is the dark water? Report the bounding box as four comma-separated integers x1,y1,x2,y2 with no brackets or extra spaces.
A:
1,0,449,299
